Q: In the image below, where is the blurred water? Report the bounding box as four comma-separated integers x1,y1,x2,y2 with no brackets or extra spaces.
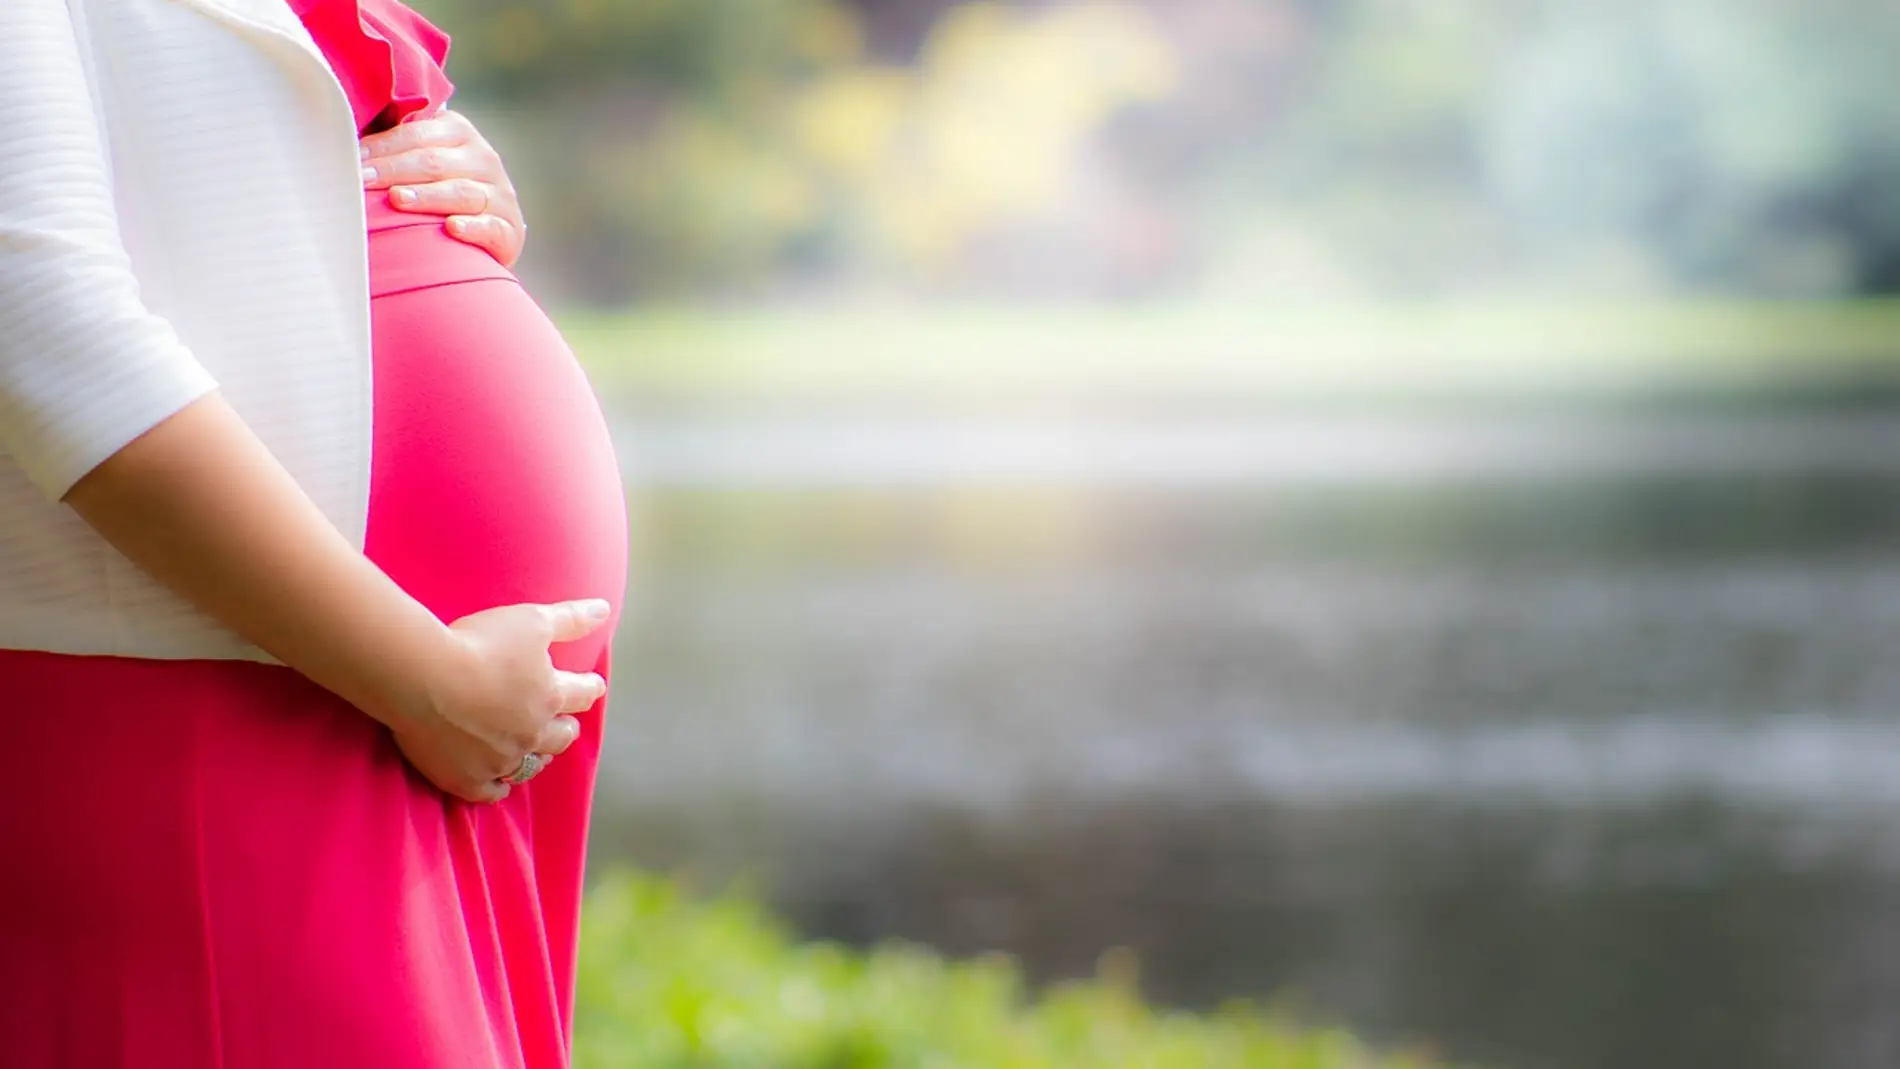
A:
592,410,1900,1069
616,412,1900,488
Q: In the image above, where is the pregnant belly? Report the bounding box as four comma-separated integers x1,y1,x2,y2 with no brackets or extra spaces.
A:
359,194,627,655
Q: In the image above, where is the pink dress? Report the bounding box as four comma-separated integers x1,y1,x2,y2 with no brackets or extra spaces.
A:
0,4,628,1066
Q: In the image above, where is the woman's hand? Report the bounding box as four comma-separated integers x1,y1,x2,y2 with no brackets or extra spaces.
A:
62,395,610,806
359,109,528,267
386,599,612,803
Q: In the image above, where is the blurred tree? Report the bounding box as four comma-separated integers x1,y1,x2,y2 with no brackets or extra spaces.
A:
414,0,1178,301
410,0,1900,303
413,0,854,297
1483,0,1900,297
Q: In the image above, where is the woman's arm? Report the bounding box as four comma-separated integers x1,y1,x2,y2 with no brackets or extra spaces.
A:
1,2,597,802
64,397,605,802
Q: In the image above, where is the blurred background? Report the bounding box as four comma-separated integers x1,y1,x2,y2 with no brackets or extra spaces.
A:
411,1,1900,1066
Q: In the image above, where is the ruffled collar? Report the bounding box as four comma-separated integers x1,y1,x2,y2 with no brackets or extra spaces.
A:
291,0,454,134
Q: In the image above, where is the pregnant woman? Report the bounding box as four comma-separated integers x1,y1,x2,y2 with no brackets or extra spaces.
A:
0,1,626,1066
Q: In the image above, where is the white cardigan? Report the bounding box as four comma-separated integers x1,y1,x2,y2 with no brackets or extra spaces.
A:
0,0,374,662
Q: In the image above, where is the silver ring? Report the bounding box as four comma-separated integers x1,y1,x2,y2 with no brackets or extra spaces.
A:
504,752,549,785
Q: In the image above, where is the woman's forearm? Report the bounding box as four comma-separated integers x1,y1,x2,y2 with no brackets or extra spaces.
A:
62,392,449,728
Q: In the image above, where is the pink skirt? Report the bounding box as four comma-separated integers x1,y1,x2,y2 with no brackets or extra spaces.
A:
0,194,628,1068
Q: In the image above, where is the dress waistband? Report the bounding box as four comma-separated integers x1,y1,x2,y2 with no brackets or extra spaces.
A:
363,191,514,299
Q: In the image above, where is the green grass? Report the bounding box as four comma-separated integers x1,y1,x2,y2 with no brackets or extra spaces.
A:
559,299,1900,407
574,873,1455,1069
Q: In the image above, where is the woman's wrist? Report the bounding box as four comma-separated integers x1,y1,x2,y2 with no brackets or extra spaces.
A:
64,395,463,730
327,600,466,732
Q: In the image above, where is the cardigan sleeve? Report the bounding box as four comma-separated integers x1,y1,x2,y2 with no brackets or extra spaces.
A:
0,0,219,501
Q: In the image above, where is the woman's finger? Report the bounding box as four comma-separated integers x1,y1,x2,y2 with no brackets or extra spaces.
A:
386,178,492,216
463,778,511,806
363,144,488,189
357,110,474,162
541,599,614,644
533,715,583,758
553,671,608,715
444,215,525,266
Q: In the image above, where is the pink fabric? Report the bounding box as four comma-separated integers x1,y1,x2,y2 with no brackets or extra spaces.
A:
0,4,628,1065
292,0,454,134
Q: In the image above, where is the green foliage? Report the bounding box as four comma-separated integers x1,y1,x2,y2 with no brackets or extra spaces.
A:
574,872,1449,1069
409,0,1179,300
559,299,1900,407
1479,0,1900,295
421,0,845,102
406,0,1900,302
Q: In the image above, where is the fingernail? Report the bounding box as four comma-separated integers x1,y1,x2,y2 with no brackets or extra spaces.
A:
359,142,371,160
583,599,611,622
361,165,378,184
394,187,418,206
